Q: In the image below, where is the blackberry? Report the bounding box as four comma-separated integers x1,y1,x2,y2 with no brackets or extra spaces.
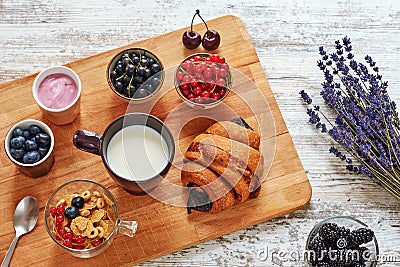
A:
308,236,327,263
350,228,374,246
318,223,339,247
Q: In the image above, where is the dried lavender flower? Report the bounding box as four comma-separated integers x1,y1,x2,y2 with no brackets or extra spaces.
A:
300,37,400,200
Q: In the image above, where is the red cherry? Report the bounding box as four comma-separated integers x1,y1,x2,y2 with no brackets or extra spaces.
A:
63,238,73,248
50,207,57,217
56,205,65,215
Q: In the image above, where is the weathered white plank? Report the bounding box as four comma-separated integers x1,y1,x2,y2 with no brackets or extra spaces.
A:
0,0,399,266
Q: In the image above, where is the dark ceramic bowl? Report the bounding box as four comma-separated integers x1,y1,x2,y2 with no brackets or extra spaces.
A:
106,48,164,102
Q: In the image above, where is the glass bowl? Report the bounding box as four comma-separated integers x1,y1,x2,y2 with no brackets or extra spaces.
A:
106,47,164,102
174,53,232,109
306,216,379,267
44,179,137,258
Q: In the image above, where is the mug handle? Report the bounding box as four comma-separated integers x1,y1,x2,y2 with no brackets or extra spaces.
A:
73,130,102,155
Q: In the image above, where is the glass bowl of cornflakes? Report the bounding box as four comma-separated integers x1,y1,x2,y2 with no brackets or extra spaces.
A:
44,179,138,258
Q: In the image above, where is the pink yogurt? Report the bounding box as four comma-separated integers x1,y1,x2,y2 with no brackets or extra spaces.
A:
38,73,78,109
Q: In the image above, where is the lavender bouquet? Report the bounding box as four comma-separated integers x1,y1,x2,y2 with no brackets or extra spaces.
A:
300,37,400,200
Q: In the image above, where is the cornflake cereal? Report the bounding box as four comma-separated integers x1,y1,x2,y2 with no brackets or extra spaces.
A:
49,189,116,249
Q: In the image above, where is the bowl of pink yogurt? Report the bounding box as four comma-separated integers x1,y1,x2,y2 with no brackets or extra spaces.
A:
33,66,82,125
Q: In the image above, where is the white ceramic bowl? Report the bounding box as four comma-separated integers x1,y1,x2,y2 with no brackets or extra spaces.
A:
32,66,82,125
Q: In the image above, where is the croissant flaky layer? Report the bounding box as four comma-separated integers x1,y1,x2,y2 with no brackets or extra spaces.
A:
181,119,263,213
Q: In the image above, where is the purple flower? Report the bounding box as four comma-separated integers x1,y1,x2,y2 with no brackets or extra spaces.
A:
300,37,400,200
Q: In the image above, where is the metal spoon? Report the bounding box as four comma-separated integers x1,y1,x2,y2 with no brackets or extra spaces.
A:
1,196,39,267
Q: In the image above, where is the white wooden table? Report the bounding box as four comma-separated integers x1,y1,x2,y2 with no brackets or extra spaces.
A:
1,0,399,266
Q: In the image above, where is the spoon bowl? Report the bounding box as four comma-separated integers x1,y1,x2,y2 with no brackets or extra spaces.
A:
1,196,39,267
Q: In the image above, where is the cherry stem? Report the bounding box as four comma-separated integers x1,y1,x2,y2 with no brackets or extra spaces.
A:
195,9,209,33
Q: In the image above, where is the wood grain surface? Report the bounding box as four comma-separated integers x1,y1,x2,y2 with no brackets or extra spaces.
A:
0,1,399,267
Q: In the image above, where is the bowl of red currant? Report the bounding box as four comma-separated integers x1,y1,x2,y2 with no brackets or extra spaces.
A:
107,48,164,102
175,53,231,109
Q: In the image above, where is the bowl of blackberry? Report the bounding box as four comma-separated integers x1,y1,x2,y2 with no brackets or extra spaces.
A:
107,48,164,102
306,216,379,267
175,53,232,109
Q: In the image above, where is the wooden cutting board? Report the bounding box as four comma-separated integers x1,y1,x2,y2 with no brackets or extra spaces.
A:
0,15,311,266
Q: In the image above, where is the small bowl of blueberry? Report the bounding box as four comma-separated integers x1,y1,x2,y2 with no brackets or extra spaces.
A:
306,216,379,267
5,119,55,178
107,48,164,102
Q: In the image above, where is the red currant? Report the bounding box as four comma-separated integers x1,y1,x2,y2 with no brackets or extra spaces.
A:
176,71,184,81
201,91,210,98
64,232,73,240
193,86,203,96
218,56,225,64
216,78,225,87
193,55,202,62
56,214,64,225
203,68,213,80
91,239,102,247
74,235,84,244
56,205,65,215
182,75,191,85
220,63,229,72
212,92,221,100
190,79,199,87
183,60,192,70
187,93,195,100
182,89,190,97
219,68,227,78
50,207,57,217
180,83,190,91
58,228,66,237
63,238,73,248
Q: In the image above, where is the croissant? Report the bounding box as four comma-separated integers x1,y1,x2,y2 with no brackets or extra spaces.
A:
182,118,263,213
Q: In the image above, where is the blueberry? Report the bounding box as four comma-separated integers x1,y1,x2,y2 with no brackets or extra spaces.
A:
23,151,41,164
13,128,23,137
10,136,25,149
64,206,79,220
10,148,25,160
25,139,37,151
35,133,50,147
150,63,161,74
29,125,42,135
71,196,85,209
22,130,31,140
38,147,49,158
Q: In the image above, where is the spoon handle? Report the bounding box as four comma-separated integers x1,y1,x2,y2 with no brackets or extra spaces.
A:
1,235,19,267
